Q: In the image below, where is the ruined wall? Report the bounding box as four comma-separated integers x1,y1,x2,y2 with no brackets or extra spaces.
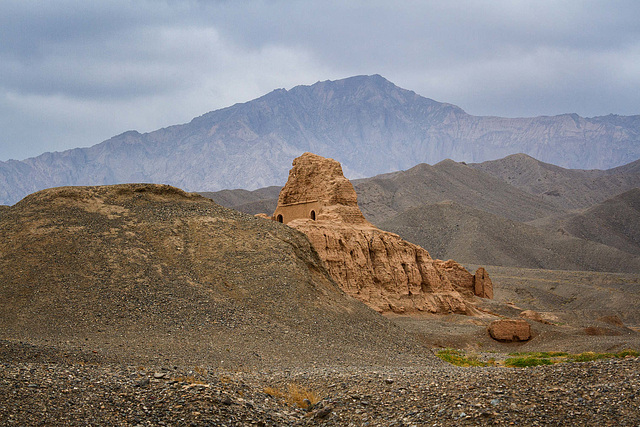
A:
273,200,321,224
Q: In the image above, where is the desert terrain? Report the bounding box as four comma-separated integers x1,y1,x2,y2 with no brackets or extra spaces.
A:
1,152,640,425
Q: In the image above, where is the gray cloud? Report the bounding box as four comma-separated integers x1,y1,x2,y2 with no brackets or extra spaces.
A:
1,0,639,160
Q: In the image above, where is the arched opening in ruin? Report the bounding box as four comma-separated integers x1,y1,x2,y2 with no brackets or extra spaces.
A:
310,210,316,220
277,214,283,223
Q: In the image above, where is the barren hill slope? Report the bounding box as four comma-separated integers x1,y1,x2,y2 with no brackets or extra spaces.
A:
380,200,640,273
470,154,640,211
204,155,640,222
530,188,640,256
353,159,562,224
0,184,426,368
203,159,562,224
199,186,281,216
199,186,281,208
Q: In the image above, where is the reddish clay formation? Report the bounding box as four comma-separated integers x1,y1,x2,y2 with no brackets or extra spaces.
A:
269,152,493,315
488,319,532,342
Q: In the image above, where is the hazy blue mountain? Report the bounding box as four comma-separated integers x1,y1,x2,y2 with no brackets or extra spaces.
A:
2,75,639,205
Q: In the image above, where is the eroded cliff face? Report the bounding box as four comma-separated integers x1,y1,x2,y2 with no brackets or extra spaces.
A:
275,152,492,315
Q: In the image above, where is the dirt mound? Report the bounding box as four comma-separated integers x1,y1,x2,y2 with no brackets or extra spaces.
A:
0,184,428,368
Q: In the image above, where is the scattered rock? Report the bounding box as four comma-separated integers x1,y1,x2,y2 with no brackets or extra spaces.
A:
585,326,621,336
488,319,532,342
2,353,640,426
520,310,552,324
314,405,333,419
135,378,150,387
598,315,625,327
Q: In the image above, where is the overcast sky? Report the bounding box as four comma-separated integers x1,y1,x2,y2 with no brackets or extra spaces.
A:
1,0,639,161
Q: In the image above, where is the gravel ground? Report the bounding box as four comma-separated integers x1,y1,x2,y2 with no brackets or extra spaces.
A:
2,341,639,426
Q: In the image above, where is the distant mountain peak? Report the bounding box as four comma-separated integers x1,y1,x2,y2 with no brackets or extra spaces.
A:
0,75,638,205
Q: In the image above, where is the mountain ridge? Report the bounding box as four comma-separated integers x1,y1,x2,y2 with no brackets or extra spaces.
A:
1,74,639,205
470,154,640,210
203,153,640,273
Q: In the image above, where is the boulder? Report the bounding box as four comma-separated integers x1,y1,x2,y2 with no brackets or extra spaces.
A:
520,310,552,325
271,153,493,315
488,319,531,342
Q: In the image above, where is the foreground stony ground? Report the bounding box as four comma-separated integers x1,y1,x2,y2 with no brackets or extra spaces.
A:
2,342,639,426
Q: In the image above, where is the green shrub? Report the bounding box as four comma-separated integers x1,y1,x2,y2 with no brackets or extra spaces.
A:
508,351,568,358
436,349,487,367
568,352,611,363
435,348,639,369
615,349,640,358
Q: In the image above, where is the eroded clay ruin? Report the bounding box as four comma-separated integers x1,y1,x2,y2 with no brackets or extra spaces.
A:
265,152,493,315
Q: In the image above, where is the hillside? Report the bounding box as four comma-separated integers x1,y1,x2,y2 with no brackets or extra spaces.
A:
204,155,640,224
2,75,639,205
199,186,280,216
353,159,562,224
530,188,640,256
379,200,640,273
471,154,640,210
203,159,563,224
0,184,426,368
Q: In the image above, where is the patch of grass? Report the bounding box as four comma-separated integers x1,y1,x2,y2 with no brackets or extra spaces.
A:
264,383,321,409
436,349,488,367
508,351,568,358
436,348,639,369
263,386,285,399
568,352,611,363
617,349,640,358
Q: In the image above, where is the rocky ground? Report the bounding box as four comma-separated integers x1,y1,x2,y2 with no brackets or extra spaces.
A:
2,340,640,426
2,184,640,425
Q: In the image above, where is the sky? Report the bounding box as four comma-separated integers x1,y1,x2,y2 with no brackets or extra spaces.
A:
1,0,639,161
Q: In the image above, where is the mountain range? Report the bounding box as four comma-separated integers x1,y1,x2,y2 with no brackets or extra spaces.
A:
1,74,639,206
204,153,640,273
